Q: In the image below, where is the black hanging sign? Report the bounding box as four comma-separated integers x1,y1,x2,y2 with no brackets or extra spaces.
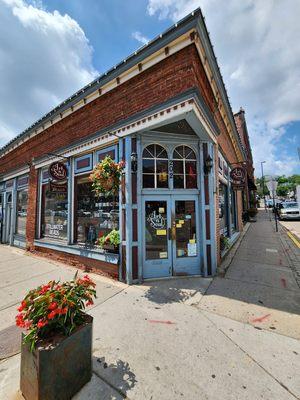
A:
49,162,68,181
230,167,246,190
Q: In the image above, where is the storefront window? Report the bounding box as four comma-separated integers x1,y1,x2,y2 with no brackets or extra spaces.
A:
143,144,168,189
173,146,197,189
75,176,119,247
41,181,68,240
219,182,229,236
16,190,28,235
230,188,237,232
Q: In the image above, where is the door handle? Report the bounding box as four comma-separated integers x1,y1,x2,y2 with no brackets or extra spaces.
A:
168,225,176,240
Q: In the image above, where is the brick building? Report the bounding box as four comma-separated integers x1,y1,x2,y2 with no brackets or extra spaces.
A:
0,9,253,283
234,107,256,212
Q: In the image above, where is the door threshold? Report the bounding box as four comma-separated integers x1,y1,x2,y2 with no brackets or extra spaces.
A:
143,274,205,283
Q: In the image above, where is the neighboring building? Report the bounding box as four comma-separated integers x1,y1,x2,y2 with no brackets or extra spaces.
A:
234,107,256,211
0,9,253,283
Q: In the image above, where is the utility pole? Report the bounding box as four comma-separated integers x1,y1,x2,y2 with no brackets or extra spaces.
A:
261,161,266,211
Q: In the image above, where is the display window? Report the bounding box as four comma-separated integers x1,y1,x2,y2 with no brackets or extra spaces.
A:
41,181,68,240
75,175,119,247
16,189,28,236
219,182,229,236
230,188,237,232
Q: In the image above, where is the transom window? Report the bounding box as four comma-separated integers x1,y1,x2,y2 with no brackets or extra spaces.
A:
173,146,197,189
143,144,169,188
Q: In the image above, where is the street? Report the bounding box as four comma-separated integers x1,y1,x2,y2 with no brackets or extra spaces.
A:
0,211,300,399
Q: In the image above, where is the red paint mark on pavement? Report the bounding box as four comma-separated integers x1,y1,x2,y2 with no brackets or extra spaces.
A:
281,278,287,288
251,314,271,323
148,320,176,325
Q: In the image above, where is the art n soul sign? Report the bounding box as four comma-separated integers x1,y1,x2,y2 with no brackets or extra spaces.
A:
49,162,68,181
230,167,246,190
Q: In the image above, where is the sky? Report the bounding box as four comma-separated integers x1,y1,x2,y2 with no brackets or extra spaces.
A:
0,0,299,177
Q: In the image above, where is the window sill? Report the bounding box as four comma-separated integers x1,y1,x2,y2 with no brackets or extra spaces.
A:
34,239,119,264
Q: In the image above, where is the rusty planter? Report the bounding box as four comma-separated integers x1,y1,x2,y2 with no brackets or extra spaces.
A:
20,314,93,400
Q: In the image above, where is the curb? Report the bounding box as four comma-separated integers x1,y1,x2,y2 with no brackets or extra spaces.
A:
218,222,251,277
279,224,300,248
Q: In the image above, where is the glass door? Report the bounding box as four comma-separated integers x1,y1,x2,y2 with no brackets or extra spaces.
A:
142,197,172,279
171,196,201,276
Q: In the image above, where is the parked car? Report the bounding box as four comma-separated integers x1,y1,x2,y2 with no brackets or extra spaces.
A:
278,202,300,220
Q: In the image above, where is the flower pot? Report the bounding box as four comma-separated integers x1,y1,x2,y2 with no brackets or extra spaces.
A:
20,314,93,400
102,243,119,254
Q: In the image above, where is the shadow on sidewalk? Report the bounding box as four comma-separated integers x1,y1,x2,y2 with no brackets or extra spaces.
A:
142,211,300,318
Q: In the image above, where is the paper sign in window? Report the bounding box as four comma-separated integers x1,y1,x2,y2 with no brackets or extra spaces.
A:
159,252,168,259
156,229,167,236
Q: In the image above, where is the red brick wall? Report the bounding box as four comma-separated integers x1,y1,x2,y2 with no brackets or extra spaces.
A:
33,246,119,279
25,165,38,250
0,45,201,175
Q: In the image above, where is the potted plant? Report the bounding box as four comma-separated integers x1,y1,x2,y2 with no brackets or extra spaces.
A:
220,234,230,253
16,273,97,400
89,156,125,197
247,207,258,222
98,229,120,253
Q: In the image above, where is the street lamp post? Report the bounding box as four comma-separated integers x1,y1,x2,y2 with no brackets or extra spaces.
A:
261,161,266,211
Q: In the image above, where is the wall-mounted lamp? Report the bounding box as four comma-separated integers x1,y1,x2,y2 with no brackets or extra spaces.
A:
204,155,213,175
131,151,138,173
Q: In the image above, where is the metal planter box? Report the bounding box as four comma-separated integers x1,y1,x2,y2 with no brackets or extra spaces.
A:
20,314,93,400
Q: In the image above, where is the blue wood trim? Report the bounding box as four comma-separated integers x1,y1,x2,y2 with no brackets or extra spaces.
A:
74,153,93,174
34,239,119,264
94,145,118,164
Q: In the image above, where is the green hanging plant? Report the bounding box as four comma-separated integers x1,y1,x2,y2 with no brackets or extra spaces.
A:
89,156,125,197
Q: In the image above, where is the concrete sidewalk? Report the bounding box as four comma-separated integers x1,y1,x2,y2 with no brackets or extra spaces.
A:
0,211,300,399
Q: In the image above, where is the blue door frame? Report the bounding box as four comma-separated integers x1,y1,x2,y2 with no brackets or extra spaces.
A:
142,194,201,279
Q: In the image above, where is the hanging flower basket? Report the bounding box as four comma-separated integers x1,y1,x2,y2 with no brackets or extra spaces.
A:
89,156,125,197
16,273,97,400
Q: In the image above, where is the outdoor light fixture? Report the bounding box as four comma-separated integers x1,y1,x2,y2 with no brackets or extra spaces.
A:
204,155,213,174
131,151,138,173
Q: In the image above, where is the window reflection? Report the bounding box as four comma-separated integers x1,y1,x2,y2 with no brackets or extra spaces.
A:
16,189,28,236
75,176,119,247
173,146,197,189
41,182,68,240
142,144,168,188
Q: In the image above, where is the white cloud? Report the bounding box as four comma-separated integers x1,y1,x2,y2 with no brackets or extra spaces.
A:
0,0,98,146
147,0,300,176
132,31,149,46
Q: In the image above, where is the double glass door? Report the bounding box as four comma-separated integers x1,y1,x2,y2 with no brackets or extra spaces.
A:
143,195,201,279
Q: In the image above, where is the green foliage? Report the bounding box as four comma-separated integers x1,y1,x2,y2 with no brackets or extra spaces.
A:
89,156,125,197
16,273,97,350
98,229,120,248
275,174,300,197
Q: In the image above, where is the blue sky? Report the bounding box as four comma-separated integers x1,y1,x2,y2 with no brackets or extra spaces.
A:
0,0,299,176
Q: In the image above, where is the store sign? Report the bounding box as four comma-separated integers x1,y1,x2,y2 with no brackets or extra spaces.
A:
230,167,246,190
50,182,67,193
45,223,64,237
49,162,67,181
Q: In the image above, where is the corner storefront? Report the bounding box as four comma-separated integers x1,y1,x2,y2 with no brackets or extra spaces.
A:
0,9,249,283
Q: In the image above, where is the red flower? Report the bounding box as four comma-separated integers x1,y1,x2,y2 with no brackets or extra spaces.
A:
37,319,48,329
47,310,57,320
86,300,94,306
17,300,27,312
39,284,51,294
48,302,58,310
16,313,25,328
